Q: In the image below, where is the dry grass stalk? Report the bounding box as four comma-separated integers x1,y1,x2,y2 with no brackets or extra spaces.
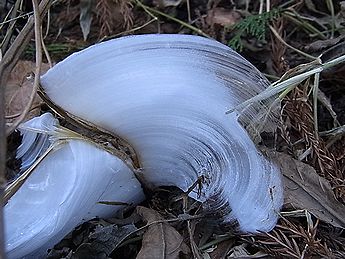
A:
282,86,345,202
5,0,44,135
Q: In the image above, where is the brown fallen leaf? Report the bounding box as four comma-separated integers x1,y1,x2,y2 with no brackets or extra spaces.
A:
72,223,137,258
304,35,345,52
206,8,241,27
272,152,345,229
136,206,190,259
5,61,50,123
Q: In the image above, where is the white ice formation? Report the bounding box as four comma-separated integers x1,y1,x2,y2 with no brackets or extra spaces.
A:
5,114,144,258
5,34,283,258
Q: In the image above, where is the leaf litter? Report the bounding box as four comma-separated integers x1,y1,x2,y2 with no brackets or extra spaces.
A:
273,151,345,229
2,0,345,258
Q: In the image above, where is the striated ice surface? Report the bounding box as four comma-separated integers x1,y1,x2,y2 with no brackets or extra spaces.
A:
40,34,283,233
5,114,145,258
16,113,58,171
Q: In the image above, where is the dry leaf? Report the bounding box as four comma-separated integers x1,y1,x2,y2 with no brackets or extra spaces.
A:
272,152,345,229
72,224,137,258
206,8,241,27
304,35,345,52
136,206,190,259
5,61,49,122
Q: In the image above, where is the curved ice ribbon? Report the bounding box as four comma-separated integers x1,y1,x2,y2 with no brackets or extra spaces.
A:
5,34,283,258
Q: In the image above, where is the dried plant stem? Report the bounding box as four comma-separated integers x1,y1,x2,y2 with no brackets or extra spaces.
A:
283,11,327,40
186,0,191,23
0,0,51,91
4,141,62,204
5,103,42,119
0,11,34,27
312,72,320,139
266,0,270,12
325,0,335,38
44,8,51,38
269,25,317,61
0,0,21,53
5,0,44,135
41,29,53,68
135,0,210,38
259,0,264,14
101,18,157,41
226,53,345,114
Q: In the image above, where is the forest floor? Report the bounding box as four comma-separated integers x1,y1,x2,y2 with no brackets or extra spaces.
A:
2,0,345,258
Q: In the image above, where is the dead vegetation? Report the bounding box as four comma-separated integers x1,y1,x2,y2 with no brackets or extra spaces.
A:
1,0,345,258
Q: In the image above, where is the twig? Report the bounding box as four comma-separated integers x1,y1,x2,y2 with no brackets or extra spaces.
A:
266,0,270,12
269,25,317,61
0,11,33,27
135,0,210,38
259,0,264,14
186,0,191,23
101,18,157,41
319,125,345,138
44,8,51,38
41,30,53,68
0,0,21,53
5,103,43,119
5,0,46,135
325,0,335,38
0,0,52,105
226,53,345,114
312,72,320,139
3,141,62,204
283,11,327,40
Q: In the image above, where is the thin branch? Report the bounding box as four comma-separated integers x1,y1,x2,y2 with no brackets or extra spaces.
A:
0,0,52,94
0,11,33,27
186,0,191,23
312,72,320,139
101,18,157,41
41,30,53,68
5,1,48,135
0,0,21,53
135,0,210,38
226,53,345,114
269,25,317,61
326,0,335,38
3,141,62,204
